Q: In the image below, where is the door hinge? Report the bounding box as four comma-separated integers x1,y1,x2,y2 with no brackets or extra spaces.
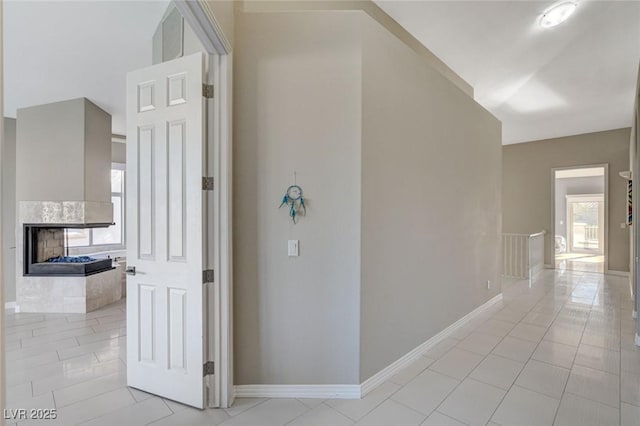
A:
202,84,214,99
203,269,215,284
202,177,214,191
203,361,215,376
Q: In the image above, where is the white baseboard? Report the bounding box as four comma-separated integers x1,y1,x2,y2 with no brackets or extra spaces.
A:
234,384,361,399
606,270,630,277
4,301,16,311
234,293,504,400
360,293,503,397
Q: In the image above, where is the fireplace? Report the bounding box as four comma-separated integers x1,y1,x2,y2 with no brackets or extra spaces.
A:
15,98,118,312
23,224,114,277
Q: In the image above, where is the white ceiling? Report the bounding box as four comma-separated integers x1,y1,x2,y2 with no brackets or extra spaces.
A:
4,0,169,135
375,0,640,144
4,1,639,144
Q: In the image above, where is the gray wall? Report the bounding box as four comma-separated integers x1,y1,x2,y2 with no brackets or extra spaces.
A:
234,11,362,385
3,118,16,303
1,7,5,406
205,1,234,48
83,99,112,203
503,128,631,271
17,99,85,201
112,142,126,164
241,0,472,97
630,63,639,335
152,4,208,66
554,176,605,242
16,98,111,203
234,8,503,386
359,16,502,381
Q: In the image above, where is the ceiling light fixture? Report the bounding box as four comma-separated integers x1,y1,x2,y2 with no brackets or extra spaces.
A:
540,1,578,28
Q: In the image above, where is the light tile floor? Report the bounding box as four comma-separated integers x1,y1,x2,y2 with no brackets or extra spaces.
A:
4,269,640,425
554,253,605,273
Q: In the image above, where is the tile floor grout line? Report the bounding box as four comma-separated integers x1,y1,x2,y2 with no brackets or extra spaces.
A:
349,383,403,423
280,402,314,426
73,389,139,426
429,410,472,426
385,393,441,423
225,397,270,418
487,271,581,425
29,358,125,399
51,371,127,410
416,371,468,424
322,382,399,424
309,401,353,425
551,273,605,425
562,389,621,410
618,288,623,426
8,350,120,388
426,287,547,425
160,397,177,415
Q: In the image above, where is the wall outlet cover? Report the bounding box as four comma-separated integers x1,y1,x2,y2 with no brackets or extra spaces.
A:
288,240,299,257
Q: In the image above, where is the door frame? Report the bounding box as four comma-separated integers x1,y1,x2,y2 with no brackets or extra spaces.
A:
0,1,5,418
551,164,609,273
631,62,640,340
0,0,233,415
174,0,233,408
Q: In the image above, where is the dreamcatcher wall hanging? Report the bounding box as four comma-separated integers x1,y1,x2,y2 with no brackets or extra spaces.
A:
279,173,306,223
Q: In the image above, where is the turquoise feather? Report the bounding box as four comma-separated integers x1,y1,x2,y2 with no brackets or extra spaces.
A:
279,186,306,223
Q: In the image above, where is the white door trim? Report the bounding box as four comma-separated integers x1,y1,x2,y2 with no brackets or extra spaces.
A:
173,0,233,408
551,164,609,273
174,1,231,55
0,1,5,418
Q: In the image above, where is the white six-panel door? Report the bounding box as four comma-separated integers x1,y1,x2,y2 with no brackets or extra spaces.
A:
126,52,207,408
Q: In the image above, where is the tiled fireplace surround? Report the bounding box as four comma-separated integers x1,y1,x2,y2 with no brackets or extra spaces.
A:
16,201,122,314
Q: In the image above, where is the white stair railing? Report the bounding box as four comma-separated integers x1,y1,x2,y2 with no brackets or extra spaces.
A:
502,231,546,279
584,225,598,242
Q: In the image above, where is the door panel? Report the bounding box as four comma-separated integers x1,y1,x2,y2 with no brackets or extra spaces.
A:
138,125,155,259
568,197,604,254
126,52,206,408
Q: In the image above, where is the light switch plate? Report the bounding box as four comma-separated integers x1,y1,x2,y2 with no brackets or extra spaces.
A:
288,240,299,257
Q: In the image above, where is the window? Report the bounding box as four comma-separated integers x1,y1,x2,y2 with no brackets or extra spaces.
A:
566,195,604,254
66,168,125,248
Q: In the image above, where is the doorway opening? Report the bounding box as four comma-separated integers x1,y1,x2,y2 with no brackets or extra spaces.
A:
553,166,607,273
3,0,232,413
